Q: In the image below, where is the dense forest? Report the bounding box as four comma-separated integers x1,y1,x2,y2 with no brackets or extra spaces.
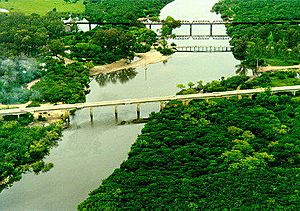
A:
212,0,300,69
79,89,300,209
84,0,173,22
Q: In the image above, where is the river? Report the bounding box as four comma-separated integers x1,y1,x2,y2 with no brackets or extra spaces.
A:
0,0,239,210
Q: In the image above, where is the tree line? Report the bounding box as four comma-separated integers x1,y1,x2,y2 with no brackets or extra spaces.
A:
212,0,300,72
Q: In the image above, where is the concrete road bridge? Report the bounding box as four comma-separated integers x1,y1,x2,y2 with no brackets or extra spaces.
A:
1,85,300,121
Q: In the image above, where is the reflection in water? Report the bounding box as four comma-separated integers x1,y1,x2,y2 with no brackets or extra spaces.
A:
95,68,138,87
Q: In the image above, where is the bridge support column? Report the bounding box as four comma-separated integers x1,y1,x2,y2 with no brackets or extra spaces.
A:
182,100,190,106
114,106,118,122
210,24,213,36
90,108,94,122
160,101,165,111
292,91,296,96
189,24,192,36
205,98,209,103
149,24,152,29
89,23,92,31
248,94,253,99
136,103,141,120
238,95,242,100
66,115,70,127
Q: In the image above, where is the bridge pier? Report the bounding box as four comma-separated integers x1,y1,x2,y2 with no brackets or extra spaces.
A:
160,101,165,111
136,103,141,120
66,115,70,126
210,24,213,36
90,108,94,122
114,106,118,122
189,24,192,36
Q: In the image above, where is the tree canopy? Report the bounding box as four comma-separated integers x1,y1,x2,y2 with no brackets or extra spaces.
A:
212,0,300,67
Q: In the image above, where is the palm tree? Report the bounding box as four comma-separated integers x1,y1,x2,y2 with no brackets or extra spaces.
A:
235,61,258,76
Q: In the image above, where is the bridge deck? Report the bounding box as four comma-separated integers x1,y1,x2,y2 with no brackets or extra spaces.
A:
0,85,299,116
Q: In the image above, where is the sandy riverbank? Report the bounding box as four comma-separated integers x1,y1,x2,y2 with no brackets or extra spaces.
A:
90,49,170,76
0,102,69,124
258,64,300,72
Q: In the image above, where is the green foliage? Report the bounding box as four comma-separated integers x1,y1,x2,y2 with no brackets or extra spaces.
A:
67,26,158,63
84,0,174,22
156,46,174,55
0,117,62,192
91,28,135,63
178,72,300,95
0,12,65,57
31,59,90,103
177,75,250,94
0,58,44,104
212,0,300,67
26,101,41,108
78,93,300,209
161,16,181,37
242,71,300,89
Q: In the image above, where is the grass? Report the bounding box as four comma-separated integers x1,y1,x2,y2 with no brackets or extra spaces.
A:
270,78,300,87
0,0,85,15
292,96,300,102
265,58,300,66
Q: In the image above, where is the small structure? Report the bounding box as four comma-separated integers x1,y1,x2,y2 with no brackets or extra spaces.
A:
0,8,9,13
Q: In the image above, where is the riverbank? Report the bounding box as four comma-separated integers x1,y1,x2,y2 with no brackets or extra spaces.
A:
258,64,300,72
0,102,69,125
90,49,170,75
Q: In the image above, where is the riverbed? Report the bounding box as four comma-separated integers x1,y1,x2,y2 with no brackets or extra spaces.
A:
0,0,239,210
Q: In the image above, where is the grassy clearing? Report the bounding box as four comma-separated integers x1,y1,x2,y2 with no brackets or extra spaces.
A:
0,0,85,15
265,58,300,66
270,78,300,87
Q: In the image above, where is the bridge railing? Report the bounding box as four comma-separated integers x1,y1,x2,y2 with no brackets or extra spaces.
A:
173,45,233,52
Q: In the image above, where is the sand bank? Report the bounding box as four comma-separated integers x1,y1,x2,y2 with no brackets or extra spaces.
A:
90,49,170,76
258,64,300,72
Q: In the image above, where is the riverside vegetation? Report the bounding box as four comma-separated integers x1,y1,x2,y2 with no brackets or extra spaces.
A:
78,0,300,209
0,0,175,191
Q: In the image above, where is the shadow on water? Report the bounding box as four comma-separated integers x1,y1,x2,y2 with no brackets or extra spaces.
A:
95,68,138,87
